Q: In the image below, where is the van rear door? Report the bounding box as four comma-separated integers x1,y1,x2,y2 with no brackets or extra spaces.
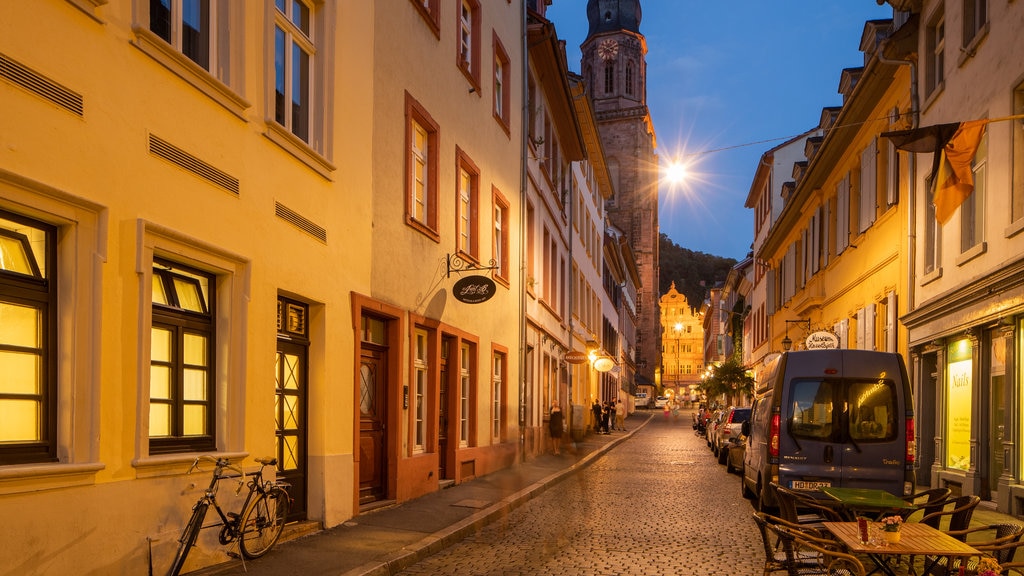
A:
781,376,904,493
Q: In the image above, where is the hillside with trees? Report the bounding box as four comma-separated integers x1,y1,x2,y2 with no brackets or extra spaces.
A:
659,233,738,309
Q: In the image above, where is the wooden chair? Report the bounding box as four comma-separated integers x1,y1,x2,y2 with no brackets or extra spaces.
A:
754,512,854,576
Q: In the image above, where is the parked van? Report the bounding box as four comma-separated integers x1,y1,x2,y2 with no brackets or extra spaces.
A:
740,349,915,511
634,392,651,409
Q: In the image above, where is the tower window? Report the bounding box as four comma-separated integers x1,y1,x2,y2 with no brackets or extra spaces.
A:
604,64,614,94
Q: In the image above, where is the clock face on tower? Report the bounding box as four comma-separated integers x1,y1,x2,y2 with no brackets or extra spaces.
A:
598,39,619,61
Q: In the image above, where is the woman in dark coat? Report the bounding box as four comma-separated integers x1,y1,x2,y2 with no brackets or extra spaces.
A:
548,403,563,455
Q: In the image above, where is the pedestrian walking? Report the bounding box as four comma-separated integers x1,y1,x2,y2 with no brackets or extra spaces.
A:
548,402,563,455
615,399,626,431
591,400,603,434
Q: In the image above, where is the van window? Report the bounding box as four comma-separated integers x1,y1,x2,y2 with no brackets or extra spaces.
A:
788,378,898,443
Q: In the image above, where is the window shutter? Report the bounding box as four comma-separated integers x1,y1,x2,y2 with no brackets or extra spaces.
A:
856,309,865,350
860,139,877,232
865,303,876,351
886,291,897,352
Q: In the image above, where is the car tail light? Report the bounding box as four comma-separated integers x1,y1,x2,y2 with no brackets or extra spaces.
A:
769,413,780,458
905,416,915,464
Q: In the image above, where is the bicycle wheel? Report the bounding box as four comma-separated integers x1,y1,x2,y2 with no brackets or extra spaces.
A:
167,501,208,576
239,487,289,558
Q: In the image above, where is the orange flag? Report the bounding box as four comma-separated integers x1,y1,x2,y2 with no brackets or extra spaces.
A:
934,119,988,224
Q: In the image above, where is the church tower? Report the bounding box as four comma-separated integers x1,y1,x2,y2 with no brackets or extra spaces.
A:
581,0,661,386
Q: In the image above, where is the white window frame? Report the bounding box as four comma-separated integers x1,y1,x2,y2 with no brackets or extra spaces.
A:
961,134,987,253
413,329,428,453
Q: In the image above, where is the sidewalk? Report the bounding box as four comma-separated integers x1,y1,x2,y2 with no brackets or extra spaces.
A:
190,414,653,576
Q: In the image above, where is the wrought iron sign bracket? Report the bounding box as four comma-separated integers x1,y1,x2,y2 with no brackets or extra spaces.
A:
446,253,498,278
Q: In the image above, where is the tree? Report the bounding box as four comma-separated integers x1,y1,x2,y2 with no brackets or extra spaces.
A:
698,356,754,404
659,233,738,308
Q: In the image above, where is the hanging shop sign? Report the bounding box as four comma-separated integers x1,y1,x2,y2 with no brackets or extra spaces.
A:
564,350,589,364
805,331,839,350
452,275,496,304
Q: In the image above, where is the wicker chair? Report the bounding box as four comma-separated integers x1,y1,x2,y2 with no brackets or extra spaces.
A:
921,523,1024,576
919,494,981,535
897,487,952,522
754,512,855,576
772,483,845,533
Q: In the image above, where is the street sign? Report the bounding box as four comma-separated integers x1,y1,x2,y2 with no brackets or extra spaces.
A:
564,350,588,364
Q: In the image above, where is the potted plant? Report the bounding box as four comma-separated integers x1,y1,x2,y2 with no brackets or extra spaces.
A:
879,515,902,544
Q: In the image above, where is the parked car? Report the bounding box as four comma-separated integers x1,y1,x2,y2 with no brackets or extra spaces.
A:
634,392,651,409
705,409,726,448
713,406,752,464
740,349,915,512
654,396,669,409
725,435,745,474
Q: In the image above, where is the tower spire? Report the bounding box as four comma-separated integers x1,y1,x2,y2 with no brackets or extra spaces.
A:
586,0,642,38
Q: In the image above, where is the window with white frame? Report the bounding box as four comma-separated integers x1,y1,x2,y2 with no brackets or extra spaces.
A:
493,34,511,132
409,0,440,36
413,329,428,453
406,93,439,238
459,342,472,447
923,172,940,274
457,0,481,89
925,11,945,97
493,189,509,282
456,149,480,259
0,212,56,465
962,0,987,48
273,0,313,144
150,258,215,454
961,134,987,252
492,351,505,441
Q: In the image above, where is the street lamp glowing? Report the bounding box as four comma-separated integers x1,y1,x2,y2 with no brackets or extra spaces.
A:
664,161,688,185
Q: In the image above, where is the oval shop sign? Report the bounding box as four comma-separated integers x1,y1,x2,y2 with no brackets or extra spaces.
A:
453,275,496,304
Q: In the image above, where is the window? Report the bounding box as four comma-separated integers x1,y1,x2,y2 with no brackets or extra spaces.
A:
961,134,987,252
835,173,851,254
133,0,246,116
413,329,428,453
859,139,877,233
150,259,215,454
0,212,56,465
962,0,987,49
492,350,506,441
493,33,511,133
405,93,439,239
457,0,481,89
625,61,633,96
459,342,475,447
603,63,614,94
273,0,313,143
492,188,509,282
455,148,480,259
925,12,945,97
409,0,440,37
1014,81,1024,223
923,172,940,275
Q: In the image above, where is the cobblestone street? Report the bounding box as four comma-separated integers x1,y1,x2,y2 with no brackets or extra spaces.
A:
397,412,764,575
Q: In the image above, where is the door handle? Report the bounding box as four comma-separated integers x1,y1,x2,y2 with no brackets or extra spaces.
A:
824,444,834,464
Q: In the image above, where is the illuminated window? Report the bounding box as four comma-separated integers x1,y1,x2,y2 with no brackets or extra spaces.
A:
0,212,56,465
459,343,472,447
150,259,215,454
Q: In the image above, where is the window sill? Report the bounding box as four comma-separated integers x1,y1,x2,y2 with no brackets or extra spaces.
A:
0,461,105,495
957,22,989,68
405,217,441,243
131,28,251,120
65,0,108,23
264,122,336,181
955,241,987,266
921,81,944,114
1004,218,1024,239
920,266,943,287
133,451,248,479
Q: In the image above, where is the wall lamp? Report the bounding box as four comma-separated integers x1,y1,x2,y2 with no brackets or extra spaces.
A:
781,319,811,351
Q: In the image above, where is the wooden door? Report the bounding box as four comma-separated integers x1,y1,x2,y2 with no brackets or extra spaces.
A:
275,340,307,520
359,346,387,504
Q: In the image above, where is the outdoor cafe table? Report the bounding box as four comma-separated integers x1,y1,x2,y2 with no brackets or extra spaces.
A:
823,521,979,576
820,487,913,520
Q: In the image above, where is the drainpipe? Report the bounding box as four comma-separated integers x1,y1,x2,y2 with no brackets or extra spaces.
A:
518,1,529,463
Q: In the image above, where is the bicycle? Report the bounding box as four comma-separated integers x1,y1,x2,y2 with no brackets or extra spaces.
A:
167,456,291,576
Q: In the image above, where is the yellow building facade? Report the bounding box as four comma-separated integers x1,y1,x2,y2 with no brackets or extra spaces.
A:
659,282,703,403
0,0,525,573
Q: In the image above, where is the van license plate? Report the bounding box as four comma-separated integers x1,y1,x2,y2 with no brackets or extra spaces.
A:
791,481,831,490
